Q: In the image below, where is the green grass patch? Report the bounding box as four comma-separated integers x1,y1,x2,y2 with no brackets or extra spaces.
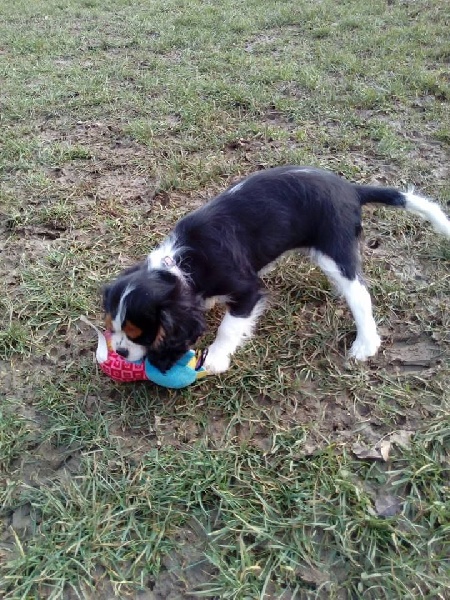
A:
0,0,449,598
1,425,448,598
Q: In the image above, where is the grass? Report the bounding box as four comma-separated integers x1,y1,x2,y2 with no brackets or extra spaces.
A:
0,0,449,598
2,429,449,598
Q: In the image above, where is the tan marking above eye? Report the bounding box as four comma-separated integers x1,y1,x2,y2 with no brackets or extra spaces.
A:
105,313,113,331
123,320,143,340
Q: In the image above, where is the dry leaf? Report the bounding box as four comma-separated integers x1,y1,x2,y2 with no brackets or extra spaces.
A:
352,443,383,460
353,430,415,462
296,564,329,585
379,440,391,461
389,430,414,448
375,493,403,517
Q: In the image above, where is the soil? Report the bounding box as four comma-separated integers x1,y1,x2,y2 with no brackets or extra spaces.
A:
1,121,448,599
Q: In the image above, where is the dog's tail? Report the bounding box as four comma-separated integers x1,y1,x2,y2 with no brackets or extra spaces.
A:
356,185,450,237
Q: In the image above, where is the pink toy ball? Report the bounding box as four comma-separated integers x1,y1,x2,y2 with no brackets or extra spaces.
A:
80,316,209,389
97,330,148,382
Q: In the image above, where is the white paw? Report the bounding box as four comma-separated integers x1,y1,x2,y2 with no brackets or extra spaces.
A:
349,334,381,361
204,345,231,373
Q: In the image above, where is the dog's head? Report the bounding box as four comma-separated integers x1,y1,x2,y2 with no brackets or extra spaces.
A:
102,264,206,372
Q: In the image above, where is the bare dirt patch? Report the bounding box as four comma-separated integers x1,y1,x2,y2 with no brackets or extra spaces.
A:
2,165,448,597
41,121,158,210
1,0,449,596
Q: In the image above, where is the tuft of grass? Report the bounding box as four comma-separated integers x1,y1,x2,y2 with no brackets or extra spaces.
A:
0,0,449,598
1,423,449,598
0,403,35,476
0,322,32,360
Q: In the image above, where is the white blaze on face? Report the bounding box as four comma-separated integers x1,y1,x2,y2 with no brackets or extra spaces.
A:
112,284,135,332
109,284,147,362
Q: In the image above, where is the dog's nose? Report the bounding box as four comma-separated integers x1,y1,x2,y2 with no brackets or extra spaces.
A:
116,347,129,359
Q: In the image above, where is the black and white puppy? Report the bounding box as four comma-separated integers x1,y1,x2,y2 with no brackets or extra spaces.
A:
103,166,450,373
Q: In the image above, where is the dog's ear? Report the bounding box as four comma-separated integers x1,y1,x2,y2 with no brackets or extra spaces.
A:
159,294,206,347
150,324,166,349
102,284,112,310
146,291,206,372
183,302,207,345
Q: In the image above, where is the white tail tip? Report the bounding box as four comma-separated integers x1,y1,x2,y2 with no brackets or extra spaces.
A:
403,191,450,237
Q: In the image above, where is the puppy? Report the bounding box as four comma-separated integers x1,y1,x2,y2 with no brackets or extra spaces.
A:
103,166,450,373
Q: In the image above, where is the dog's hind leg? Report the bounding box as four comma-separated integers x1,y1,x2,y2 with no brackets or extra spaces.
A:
312,250,381,360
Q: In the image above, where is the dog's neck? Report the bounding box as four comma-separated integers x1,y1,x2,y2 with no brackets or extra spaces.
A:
147,238,189,285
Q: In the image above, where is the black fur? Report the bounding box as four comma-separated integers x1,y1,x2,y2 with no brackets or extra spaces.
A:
102,166,416,371
174,166,390,286
103,269,205,371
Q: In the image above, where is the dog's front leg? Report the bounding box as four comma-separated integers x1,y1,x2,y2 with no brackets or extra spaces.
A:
204,294,265,374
